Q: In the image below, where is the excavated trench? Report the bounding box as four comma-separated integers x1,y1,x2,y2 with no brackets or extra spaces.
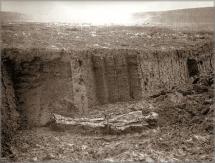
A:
1,43,214,156
2,44,214,125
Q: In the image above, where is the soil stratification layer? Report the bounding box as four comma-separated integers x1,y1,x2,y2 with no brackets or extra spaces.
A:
1,23,214,162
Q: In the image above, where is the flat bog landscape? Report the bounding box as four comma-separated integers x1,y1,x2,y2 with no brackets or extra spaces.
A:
1,1,214,162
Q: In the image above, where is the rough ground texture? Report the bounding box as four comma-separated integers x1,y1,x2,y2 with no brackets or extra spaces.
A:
1,23,214,126
1,61,20,157
1,42,213,128
1,22,214,161
2,23,213,50
7,73,214,162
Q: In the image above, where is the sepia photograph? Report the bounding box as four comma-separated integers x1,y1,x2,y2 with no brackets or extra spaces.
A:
1,0,214,162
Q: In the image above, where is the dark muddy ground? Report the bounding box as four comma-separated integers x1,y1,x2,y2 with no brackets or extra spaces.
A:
7,73,214,162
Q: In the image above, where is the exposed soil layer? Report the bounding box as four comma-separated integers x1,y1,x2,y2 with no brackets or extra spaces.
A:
1,61,20,157
2,39,213,127
7,73,214,162
1,24,214,161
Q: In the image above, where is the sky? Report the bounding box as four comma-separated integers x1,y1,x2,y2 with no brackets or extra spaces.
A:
1,1,214,25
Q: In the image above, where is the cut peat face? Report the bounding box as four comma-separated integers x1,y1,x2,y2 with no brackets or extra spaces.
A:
1,40,214,127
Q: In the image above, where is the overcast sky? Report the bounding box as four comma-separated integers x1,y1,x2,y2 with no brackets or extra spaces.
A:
2,1,214,25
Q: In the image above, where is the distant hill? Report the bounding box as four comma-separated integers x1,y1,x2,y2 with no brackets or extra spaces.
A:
133,7,214,30
0,11,29,23
1,7,214,31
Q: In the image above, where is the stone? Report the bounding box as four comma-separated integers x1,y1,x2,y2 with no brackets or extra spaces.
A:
168,91,184,104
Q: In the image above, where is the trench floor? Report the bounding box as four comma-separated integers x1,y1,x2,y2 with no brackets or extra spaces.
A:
9,74,214,162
